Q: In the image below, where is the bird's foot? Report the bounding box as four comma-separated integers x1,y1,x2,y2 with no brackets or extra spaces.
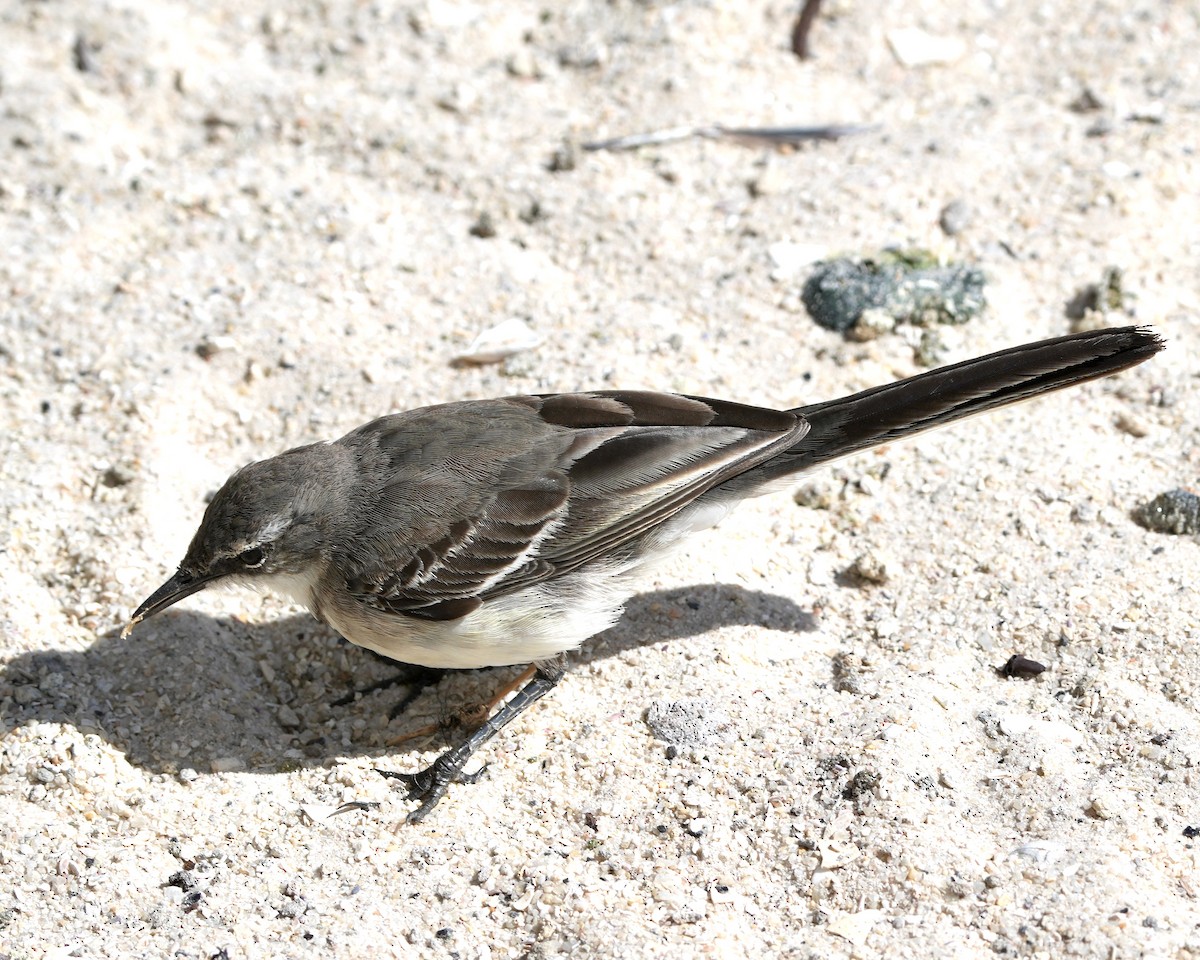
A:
376,752,488,823
375,661,563,822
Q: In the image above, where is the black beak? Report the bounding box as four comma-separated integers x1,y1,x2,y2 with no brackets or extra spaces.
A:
121,569,218,638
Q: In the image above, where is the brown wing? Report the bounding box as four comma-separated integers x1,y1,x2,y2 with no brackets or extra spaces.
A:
335,391,806,620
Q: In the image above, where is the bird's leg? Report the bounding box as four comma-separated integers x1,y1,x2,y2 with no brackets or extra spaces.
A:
385,664,533,745
331,657,445,720
377,657,566,823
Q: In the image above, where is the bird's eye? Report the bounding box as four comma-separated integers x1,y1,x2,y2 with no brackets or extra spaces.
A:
237,547,266,568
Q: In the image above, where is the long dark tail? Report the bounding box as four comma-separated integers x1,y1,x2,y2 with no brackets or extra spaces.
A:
744,325,1163,487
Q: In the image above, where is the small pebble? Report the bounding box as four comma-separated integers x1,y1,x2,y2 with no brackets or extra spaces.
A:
506,49,542,79
645,699,732,746
1070,500,1098,524
13,685,41,705
794,479,835,509
468,211,497,239
436,83,479,114
748,162,787,198
100,463,136,488
1089,793,1120,820
803,255,986,335
1066,266,1132,322
807,556,835,586
831,652,864,694
1134,489,1200,535
842,769,880,800
938,199,972,236
72,33,99,74
196,336,236,360
546,143,576,172
1000,655,1047,679
856,473,882,497
277,705,302,729
1114,412,1150,438
167,870,196,891
1069,87,1105,113
360,363,387,385
848,550,891,585
518,199,546,224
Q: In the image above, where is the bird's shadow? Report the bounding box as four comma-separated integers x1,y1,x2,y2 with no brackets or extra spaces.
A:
0,584,816,775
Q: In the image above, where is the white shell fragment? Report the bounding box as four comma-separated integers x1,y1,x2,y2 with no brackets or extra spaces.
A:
827,909,886,945
1010,840,1067,864
452,317,543,365
887,27,968,67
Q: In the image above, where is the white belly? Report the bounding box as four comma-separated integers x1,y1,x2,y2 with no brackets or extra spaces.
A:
317,562,640,669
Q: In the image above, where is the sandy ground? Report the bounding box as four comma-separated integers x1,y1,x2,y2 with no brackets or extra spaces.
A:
2,1,1198,957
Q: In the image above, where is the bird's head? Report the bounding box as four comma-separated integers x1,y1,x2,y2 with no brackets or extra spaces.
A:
123,443,351,636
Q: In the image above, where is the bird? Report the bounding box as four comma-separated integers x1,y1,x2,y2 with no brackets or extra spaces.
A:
124,325,1163,821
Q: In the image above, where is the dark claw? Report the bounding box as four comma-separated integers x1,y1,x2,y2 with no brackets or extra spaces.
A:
376,765,437,799
331,800,380,816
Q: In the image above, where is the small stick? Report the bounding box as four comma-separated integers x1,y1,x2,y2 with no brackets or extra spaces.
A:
582,122,873,153
791,0,824,59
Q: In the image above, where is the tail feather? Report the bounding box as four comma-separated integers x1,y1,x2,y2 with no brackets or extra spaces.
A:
737,325,1163,489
